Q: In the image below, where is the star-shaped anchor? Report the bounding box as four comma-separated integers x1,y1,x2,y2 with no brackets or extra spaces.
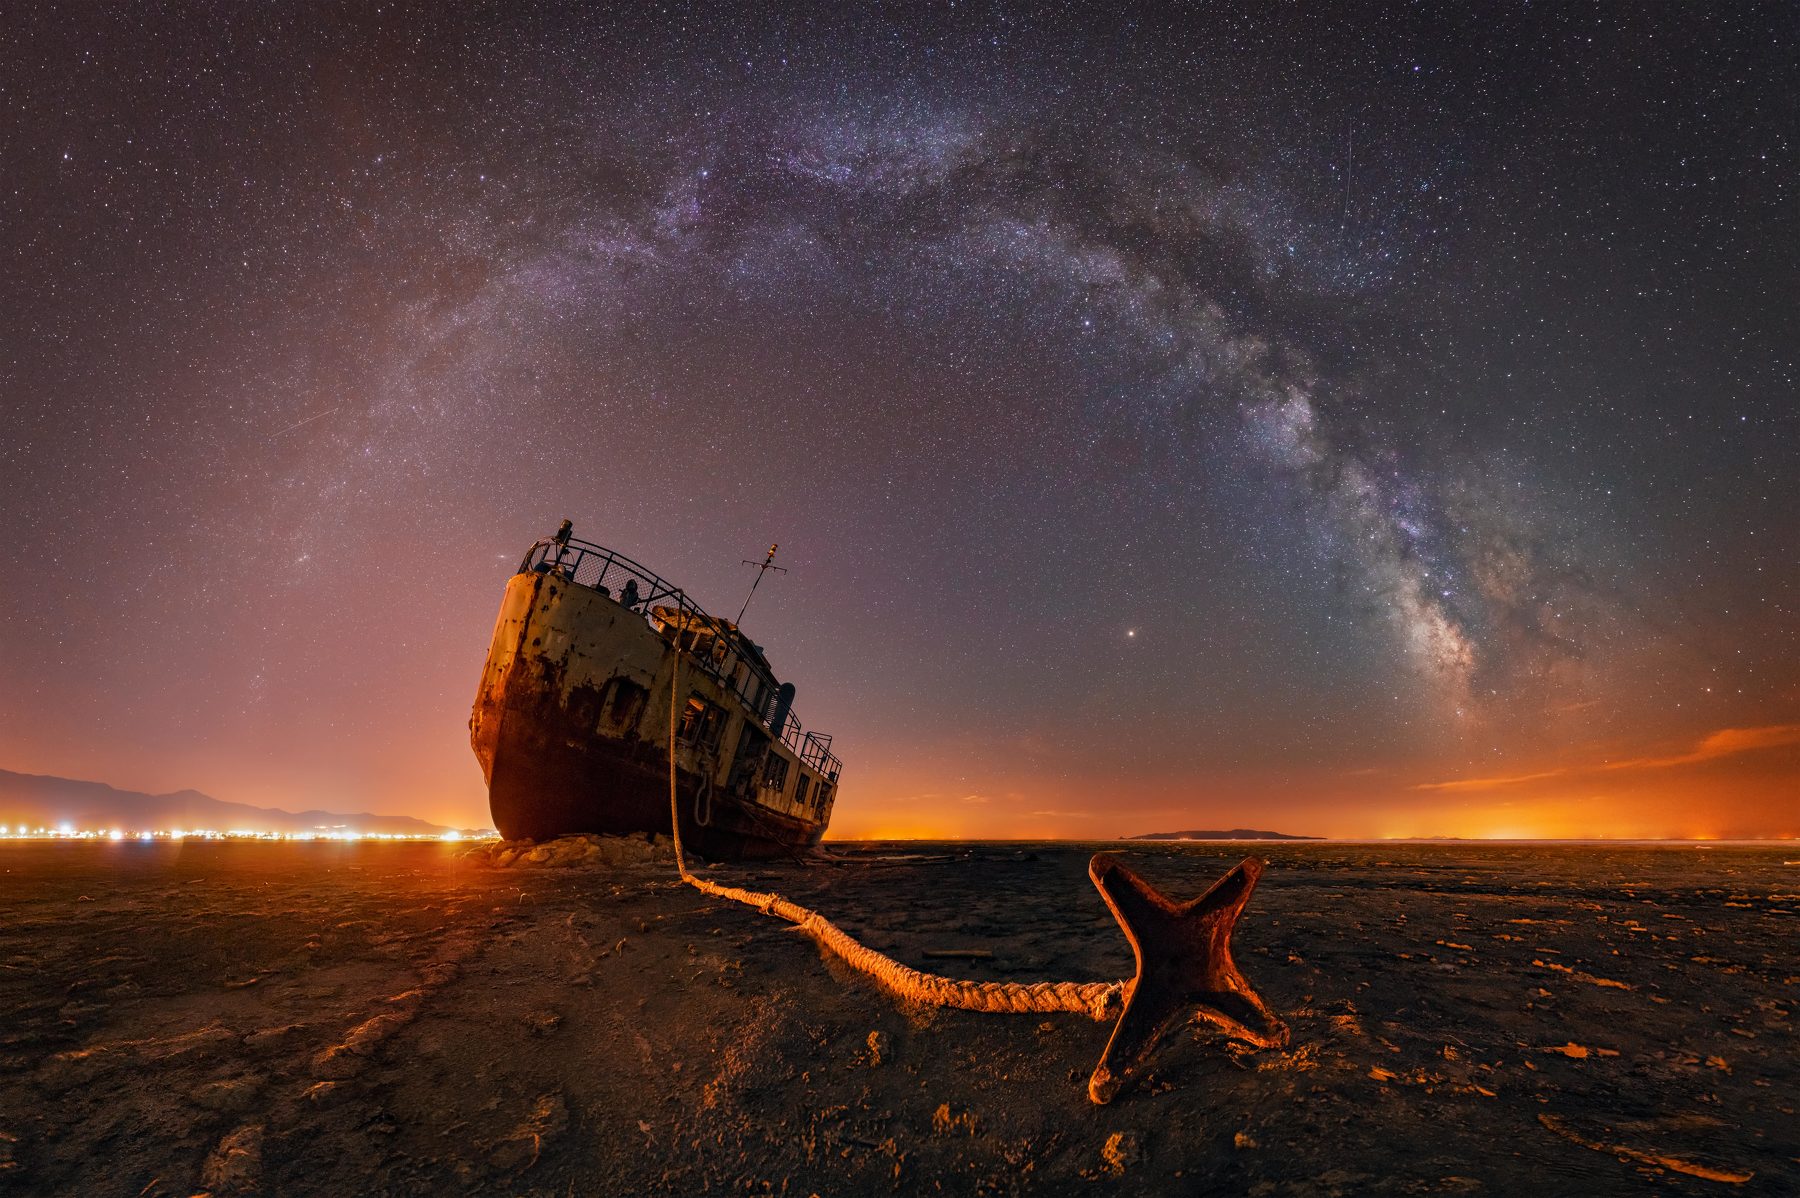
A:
1085,853,1290,1103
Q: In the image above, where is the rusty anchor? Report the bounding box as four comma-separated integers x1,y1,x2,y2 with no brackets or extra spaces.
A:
1085,852,1290,1103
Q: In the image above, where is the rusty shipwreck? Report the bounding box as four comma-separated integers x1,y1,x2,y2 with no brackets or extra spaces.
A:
470,523,841,859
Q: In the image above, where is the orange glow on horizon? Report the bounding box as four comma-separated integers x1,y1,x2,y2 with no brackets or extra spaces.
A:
834,729,1800,843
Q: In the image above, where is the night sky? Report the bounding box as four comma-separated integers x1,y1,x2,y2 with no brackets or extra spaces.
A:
4,3,1796,838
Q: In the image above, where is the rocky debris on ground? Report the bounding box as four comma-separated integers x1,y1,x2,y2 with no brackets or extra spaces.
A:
310,993,423,1080
191,1076,262,1113
472,833,674,869
1097,1130,1142,1177
200,1124,262,1195
304,1080,346,1108
487,1093,569,1172
931,1103,980,1136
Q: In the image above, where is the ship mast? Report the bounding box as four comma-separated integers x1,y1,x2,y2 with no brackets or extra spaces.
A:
735,543,787,627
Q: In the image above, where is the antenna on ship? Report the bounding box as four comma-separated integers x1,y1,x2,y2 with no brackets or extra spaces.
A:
735,543,787,627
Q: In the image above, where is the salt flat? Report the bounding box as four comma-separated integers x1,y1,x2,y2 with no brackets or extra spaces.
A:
0,840,1793,1195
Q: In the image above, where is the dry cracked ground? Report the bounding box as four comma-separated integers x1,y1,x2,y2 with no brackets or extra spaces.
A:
0,839,1794,1196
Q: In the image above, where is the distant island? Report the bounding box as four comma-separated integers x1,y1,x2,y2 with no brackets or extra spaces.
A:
1130,829,1320,841
0,768,488,838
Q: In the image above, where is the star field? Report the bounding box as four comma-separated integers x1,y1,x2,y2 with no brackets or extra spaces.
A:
2,3,1796,837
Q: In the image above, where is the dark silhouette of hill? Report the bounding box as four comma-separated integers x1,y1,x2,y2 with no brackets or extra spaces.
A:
0,768,477,836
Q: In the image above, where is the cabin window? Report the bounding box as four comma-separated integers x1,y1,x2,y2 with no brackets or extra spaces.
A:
677,697,705,742
813,782,832,811
604,679,648,728
677,694,726,749
761,753,790,794
794,775,810,806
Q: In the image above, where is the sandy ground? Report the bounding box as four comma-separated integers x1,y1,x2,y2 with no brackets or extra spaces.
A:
0,839,1794,1196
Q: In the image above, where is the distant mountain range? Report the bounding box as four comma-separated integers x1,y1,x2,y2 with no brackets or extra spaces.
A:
1129,829,1319,841
0,769,484,837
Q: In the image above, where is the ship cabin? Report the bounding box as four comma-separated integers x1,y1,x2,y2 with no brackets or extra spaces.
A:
518,529,841,828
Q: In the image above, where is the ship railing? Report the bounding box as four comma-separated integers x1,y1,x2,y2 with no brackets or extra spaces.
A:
520,538,692,618
772,713,840,782
518,532,841,780
798,730,838,779
519,537,747,696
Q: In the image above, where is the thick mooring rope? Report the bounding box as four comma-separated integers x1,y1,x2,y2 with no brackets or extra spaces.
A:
666,650,1125,1022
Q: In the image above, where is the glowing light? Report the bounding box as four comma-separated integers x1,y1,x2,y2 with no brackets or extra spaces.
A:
442,830,462,842
109,829,124,841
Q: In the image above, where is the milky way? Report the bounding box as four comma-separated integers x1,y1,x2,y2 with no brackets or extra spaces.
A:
4,5,1795,836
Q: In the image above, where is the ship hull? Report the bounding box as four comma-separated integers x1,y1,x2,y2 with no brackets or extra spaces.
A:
483,655,823,859
471,566,834,861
